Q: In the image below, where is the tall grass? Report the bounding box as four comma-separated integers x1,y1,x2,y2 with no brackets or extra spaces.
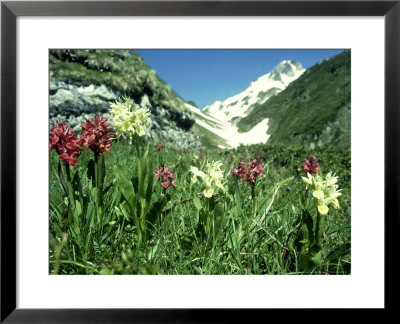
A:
49,142,351,275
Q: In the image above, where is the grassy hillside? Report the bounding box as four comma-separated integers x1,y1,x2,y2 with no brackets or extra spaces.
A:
50,49,188,114
238,51,351,148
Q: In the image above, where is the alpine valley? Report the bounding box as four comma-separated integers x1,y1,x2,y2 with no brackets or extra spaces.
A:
49,50,352,276
50,50,350,150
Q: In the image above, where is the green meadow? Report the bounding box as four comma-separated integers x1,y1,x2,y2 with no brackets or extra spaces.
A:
49,136,351,275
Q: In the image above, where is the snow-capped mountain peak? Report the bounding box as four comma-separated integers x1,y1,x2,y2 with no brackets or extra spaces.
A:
202,60,305,125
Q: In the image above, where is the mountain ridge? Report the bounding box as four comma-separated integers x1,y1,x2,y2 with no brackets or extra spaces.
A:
201,60,305,126
238,50,351,148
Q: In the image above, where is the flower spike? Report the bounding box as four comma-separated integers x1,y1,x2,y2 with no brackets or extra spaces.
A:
49,121,82,166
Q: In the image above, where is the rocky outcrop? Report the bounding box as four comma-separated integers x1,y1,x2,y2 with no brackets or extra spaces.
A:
50,80,118,117
49,82,201,150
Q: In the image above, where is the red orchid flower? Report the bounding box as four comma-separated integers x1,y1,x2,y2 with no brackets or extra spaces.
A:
302,155,320,176
231,157,264,183
154,166,176,190
80,116,115,157
246,157,264,183
231,160,247,181
49,121,82,166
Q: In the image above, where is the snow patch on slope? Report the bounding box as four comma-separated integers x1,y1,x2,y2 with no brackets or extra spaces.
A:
186,103,270,148
202,60,305,125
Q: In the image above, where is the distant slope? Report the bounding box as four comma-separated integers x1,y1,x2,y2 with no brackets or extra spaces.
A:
202,60,305,125
237,51,351,148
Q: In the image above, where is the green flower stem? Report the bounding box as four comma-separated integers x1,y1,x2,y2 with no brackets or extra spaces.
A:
65,164,75,213
205,197,216,248
133,134,144,244
134,133,140,157
315,211,326,244
94,153,103,225
251,181,257,214
251,182,255,200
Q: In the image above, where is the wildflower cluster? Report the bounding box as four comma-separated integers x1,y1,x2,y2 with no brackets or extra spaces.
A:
81,116,115,157
190,161,224,198
154,166,176,190
231,157,264,183
302,172,341,215
302,155,320,176
49,122,82,166
109,96,150,144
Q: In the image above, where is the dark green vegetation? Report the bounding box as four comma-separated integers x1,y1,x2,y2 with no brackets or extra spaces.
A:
238,51,351,148
49,142,350,275
50,49,188,114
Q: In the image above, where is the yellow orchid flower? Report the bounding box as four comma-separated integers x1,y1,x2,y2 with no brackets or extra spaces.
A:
303,171,341,215
301,172,313,186
312,189,325,200
109,96,150,143
317,203,329,215
190,161,224,198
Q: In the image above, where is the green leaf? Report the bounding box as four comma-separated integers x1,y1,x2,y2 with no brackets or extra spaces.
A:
147,243,159,261
299,251,314,272
302,210,314,245
142,144,149,164
139,197,147,223
193,195,203,211
315,213,326,243
147,194,167,226
137,157,145,199
97,154,106,190
72,171,85,209
212,203,225,239
113,164,135,212
99,268,112,275
50,191,64,210
57,162,68,196
145,156,155,214
234,179,242,218
75,200,82,217
113,164,140,240
87,159,95,187
325,243,351,264
311,250,322,266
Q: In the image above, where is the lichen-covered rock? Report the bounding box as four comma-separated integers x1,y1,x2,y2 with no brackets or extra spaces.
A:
50,80,118,117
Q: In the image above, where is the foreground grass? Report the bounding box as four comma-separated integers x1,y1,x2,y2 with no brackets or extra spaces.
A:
49,142,351,275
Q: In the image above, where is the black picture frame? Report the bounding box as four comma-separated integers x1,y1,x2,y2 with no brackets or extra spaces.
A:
1,0,398,322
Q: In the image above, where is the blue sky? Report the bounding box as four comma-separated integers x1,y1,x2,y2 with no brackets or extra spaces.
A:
135,49,345,108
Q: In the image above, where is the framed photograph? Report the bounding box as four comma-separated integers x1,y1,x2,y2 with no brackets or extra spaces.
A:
1,0,398,321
